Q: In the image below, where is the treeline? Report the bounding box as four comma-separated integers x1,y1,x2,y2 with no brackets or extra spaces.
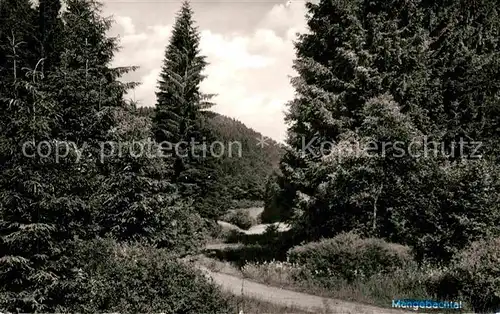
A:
261,0,500,310
254,0,500,310
267,0,500,261
138,107,284,208
0,0,240,312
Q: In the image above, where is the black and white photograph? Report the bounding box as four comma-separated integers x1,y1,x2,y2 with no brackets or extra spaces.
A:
1,0,499,312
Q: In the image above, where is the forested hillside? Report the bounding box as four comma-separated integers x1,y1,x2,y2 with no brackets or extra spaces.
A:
137,106,284,209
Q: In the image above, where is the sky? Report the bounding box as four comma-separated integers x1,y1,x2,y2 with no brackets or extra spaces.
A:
102,0,310,142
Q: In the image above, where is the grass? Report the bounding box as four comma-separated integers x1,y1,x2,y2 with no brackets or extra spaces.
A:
194,253,473,312
238,260,452,310
226,293,383,314
205,244,286,267
192,254,243,277
205,229,475,312
226,293,311,313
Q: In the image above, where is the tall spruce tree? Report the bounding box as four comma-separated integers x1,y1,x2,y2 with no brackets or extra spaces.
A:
1,0,145,309
49,0,206,251
391,0,500,260
279,0,500,261
152,1,224,219
0,0,64,310
37,0,139,244
52,0,135,143
280,0,420,236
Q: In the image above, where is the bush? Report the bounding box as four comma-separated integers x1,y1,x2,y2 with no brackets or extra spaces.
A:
392,159,500,263
222,209,257,230
46,239,233,313
230,199,264,209
207,244,287,267
238,258,441,308
287,232,414,282
261,171,294,224
225,224,284,245
442,237,500,312
225,293,308,314
242,260,305,285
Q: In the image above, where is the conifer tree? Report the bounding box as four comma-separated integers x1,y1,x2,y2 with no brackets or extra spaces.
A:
279,0,500,261
50,0,206,250
94,105,207,252
0,1,64,310
417,0,500,159
36,0,139,243
280,0,420,237
52,0,135,143
152,1,223,219
1,0,147,309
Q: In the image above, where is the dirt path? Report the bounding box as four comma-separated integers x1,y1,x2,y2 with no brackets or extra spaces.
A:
205,243,242,250
197,265,412,314
206,219,411,313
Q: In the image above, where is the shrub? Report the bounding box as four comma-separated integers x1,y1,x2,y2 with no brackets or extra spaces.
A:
47,239,233,313
261,171,295,224
224,225,290,246
443,237,500,312
238,258,440,308
241,260,305,286
287,232,414,282
392,159,500,263
206,218,225,240
261,172,282,223
209,244,287,267
222,209,257,230
230,199,264,209
224,228,247,243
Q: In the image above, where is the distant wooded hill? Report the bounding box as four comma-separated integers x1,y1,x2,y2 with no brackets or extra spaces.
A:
136,107,284,208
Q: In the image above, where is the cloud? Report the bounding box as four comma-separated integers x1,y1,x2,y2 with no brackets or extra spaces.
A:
111,1,308,142
115,16,135,35
259,0,308,32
